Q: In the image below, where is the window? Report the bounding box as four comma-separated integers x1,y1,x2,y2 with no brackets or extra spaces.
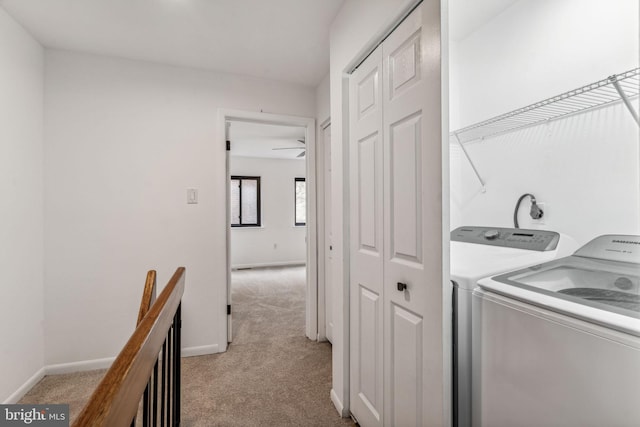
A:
231,176,261,227
295,177,306,226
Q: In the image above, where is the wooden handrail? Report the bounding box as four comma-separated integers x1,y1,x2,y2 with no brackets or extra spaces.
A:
73,267,185,427
137,270,157,326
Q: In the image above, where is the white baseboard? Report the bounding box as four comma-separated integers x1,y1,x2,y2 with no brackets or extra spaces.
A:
6,344,222,403
3,367,46,404
331,388,349,418
45,345,222,374
232,260,306,270
46,356,115,375
181,344,220,358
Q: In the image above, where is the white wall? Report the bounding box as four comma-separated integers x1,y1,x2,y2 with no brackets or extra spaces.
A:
328,0,418,415
316,73,330,126
44,50,315,366
230,156,306,268
0,7,45,402
450,0,640,245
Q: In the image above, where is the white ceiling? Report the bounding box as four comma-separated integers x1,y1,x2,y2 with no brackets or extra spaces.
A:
229,121,306,160
0,0,345,87
0,0,519,87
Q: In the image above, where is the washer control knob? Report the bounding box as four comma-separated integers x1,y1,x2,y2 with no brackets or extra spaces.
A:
484,230,500,240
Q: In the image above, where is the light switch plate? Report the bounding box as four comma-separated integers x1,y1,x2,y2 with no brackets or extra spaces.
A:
187,188,198,204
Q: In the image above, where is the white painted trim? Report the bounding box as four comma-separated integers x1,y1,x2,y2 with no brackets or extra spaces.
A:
181,344,220,358
330,388,348,418
225,120,232,349
44,358,108,376
219,109,318,343
4,343,223,403
3,368,46,404
46,357,115,375
338,73,352,416
316,119,328,343
232,261,306,270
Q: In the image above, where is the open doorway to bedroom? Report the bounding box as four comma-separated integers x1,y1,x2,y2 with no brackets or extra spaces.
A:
221,110,318,348
227,120,309,344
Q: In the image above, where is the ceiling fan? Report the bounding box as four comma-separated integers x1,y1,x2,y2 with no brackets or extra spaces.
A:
272,139,305,158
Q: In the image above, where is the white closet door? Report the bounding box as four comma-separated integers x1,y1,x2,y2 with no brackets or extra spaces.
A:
382,3,444,427
349,45,384,427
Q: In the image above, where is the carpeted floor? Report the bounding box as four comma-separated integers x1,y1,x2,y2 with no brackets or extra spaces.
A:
19,265,354,426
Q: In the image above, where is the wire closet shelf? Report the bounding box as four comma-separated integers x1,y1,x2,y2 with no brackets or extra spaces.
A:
452,67,640,144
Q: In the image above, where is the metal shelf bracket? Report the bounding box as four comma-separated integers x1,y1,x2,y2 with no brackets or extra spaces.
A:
453,133,486,193
610,74,640,125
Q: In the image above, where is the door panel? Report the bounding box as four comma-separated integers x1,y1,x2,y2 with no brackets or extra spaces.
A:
350,46,384,427
383,4,444,427
388,31,421,100
391,304,423,427
358,134,379,251
389,114,422,263
358,286,381,415
358,69,380,118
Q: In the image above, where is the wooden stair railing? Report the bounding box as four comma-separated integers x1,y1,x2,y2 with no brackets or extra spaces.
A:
73,267,185,427
137,270,157,326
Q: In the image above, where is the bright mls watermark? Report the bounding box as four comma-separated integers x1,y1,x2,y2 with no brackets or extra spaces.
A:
0,405,68,426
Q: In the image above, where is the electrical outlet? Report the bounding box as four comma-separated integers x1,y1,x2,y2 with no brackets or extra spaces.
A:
531,202,546,225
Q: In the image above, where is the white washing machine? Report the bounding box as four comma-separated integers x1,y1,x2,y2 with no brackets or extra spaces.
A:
473,234,640,427
450,226,577,427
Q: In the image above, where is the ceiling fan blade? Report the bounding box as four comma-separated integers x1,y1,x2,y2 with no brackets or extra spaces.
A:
297,151,306,158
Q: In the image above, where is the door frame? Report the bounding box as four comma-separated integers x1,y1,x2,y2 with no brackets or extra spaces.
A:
219,109,318,342
317,118,331,343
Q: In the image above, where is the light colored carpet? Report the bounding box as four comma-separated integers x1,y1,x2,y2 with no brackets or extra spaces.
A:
19,265,354,426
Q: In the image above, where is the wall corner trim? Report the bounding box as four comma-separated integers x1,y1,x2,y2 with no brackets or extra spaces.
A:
181,344,220,358
330,388,348,418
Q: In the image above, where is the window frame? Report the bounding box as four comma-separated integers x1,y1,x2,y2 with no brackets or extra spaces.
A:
230,175,262,227
294,177,306,227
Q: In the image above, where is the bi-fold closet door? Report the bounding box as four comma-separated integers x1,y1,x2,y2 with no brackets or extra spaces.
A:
349,2,445,427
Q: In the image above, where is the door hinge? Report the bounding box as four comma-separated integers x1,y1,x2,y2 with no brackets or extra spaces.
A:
227,304,231,315
226,140,231,151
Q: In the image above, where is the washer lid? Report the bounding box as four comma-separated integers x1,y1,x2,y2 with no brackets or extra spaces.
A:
482,238,640,335
495,257,640,317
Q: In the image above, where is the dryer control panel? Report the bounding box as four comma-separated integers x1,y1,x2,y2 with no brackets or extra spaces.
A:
451,226,560,251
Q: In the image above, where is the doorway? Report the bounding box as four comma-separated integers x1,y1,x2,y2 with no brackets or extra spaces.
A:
220,110,318,343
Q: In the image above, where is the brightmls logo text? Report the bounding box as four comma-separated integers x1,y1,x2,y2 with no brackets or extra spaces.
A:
0,405,68,427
